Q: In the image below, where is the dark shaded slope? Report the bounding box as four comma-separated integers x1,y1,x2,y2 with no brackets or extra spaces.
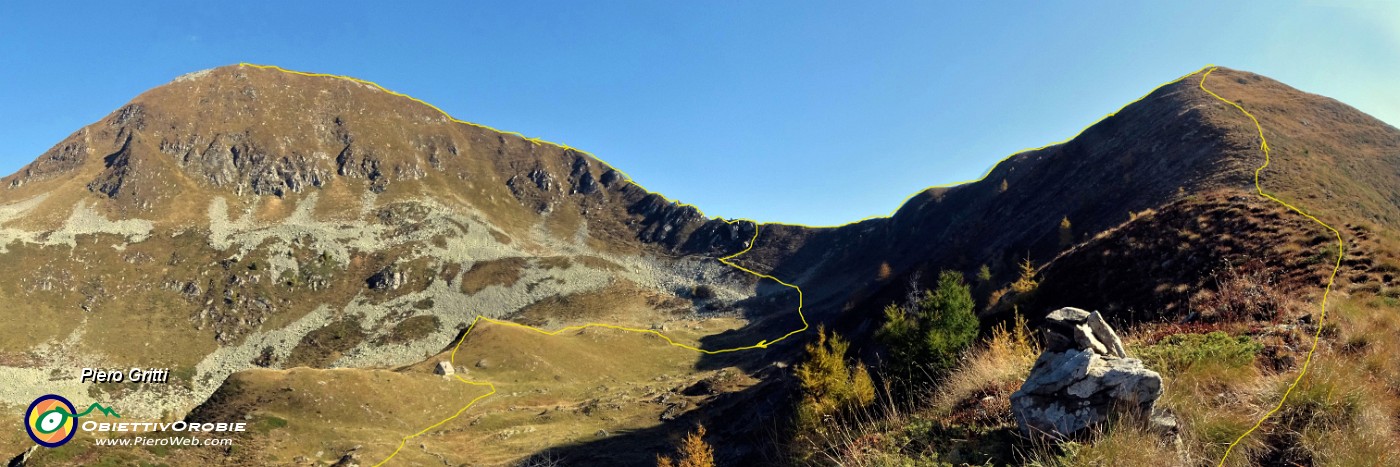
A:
736,67,1400,326
4,64,1392,345
733,67,1251,321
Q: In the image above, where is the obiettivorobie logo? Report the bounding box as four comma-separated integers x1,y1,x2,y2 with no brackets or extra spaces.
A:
24,394,249,449
24,394,121,448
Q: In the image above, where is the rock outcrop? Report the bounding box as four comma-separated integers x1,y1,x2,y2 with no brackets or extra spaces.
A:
7,445,36,467
1011,307,1163,438
366,266,406,290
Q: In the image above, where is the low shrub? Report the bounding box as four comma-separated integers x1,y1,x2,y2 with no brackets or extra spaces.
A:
1137,331,1262,372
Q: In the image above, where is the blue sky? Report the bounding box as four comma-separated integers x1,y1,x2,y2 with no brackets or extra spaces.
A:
2,2,1396,225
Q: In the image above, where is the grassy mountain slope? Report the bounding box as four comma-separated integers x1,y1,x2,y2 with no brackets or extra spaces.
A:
3,64,1399,466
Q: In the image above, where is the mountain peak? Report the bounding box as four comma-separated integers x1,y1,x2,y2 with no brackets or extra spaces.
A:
2,62,1399,466
6,63,507,203
4,64,1397,253
744,64,1400,310
0,63,759,261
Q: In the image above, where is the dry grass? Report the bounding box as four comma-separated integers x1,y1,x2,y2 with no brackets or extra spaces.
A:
1117,289,1400,466
284,314,367,367
409,322,743,466
1022,412,1183,467
1286,296,1400,465
1188,261,1294,322
374,314,442,345
1169,372,1276,466
461,257,529,294
803,265,1400,466
1281,357,1399,465
1197,68,1400,230
792,315,1039,466
932,313,1039,417
508,279,704,332
34,319,755,466
1119,323,1273,466
24,367,496,466
1024,190,1336,324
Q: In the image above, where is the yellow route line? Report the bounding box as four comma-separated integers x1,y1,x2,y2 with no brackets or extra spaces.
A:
1198,67,1345,466
369,219,805,466
231,63,815,465
237,62,1205,229
230,62,1199,465
232,63,1341,465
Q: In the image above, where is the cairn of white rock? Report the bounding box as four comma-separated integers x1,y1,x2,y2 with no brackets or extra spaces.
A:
1011,307,1163,438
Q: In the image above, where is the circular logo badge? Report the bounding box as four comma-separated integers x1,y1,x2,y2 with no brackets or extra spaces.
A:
25,394,77,448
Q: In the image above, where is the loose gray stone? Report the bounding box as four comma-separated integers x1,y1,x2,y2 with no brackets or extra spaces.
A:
8,445,37,467
1011,307,1166,438
1045,307,1091,325
1072,323,1108,355
1086,310,1127,358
